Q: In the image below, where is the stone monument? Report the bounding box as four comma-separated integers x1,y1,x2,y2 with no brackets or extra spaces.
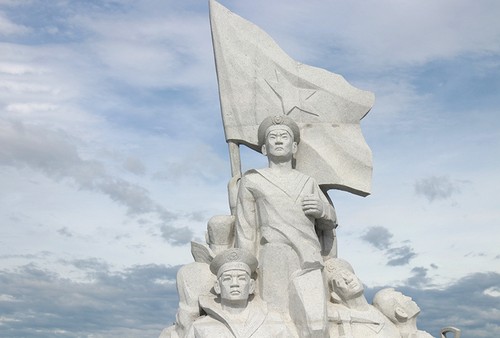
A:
159,1,461,337
324,258,401,338
373,288,433,338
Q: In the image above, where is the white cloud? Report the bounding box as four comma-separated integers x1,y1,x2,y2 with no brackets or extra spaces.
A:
153,143,227,183
415,176,463,202
0,11,30,35
0,294,17,302
0,0,31,6
0,262,179,337
0,119,192,245
1,261,498,337
360,226,417,266
6,102,58,113
70,6,215,89
483,286,500,298
386,245,417,267
0,62,40,75
236,0,500,68
361,226,393,250
123,156,146,175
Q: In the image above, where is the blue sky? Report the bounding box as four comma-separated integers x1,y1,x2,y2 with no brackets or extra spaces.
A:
0,0,499,337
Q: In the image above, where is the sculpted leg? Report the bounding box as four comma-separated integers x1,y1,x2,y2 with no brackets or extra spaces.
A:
259,243,300,312
289,269,329,338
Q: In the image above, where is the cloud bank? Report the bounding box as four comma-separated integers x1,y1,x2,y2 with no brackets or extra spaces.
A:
0,262,180,338
0,119,192,245
361,226,417,266
1,262,498,337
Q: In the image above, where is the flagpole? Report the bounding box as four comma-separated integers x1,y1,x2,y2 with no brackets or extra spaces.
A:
227,141,241,178
226,140,241,215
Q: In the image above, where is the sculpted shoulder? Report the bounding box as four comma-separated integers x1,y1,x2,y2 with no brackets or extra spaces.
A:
242,168,260,178
242,168,311,180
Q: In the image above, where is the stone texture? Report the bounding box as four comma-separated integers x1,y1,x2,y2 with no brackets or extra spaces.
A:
209,0,374,196
158,2,461,337
324,258,400,338
373,288,434,338
185,248,297,338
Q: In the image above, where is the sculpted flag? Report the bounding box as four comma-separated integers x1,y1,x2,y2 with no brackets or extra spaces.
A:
209,0,375,196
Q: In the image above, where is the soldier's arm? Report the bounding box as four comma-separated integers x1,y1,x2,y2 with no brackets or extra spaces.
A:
234,175,259,255
304,182,337,230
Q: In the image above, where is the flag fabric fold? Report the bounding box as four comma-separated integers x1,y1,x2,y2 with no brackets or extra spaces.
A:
210,0,374,196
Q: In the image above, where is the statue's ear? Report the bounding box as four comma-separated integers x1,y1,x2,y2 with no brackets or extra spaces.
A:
214,280,221,295
249,279,256,295
261,144,267,156
395,306,408,321
292,142,298,154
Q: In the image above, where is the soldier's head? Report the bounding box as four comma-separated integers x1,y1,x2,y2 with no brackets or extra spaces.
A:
324,258,364,303
210,248,258,304
258,115,300,161
373,288,421,324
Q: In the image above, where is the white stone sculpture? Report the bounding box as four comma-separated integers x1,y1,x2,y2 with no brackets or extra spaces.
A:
235,115,335,338
373,288,434,338
185,248,297,338
209,0,374,197
160,215,235,338
324,258,400,338
158,1,461,337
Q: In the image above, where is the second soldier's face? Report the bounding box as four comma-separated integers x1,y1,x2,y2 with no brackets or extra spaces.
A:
394,291,420,318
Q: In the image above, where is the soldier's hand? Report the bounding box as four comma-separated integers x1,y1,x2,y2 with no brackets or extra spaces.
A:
302,194,324,218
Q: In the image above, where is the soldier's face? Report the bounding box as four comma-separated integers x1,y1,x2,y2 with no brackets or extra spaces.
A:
218,269,253,302
393,291,420,318
264,127,296,159
332,269,364,300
